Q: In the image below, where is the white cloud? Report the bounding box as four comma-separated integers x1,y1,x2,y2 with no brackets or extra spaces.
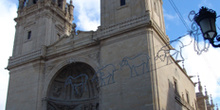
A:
174,35,220,103
73,0,100,31
0,0,17,109
164,13,177,21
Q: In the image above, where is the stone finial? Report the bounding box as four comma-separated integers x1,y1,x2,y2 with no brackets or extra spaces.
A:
205,86,210,105
198,75,203,93
182,61,187,74
69,0,74,18
205,86,208,96
72,23,76,32
210,94,214,105
216,103,219,110
182,61,185,69
70,23,76,37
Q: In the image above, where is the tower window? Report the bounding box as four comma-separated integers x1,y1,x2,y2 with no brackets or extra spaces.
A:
120,0,126,6
27,31,32,40
33,0,38,4
58,0,63,8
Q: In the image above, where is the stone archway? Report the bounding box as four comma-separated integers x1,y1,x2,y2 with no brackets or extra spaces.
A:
47,62,99,110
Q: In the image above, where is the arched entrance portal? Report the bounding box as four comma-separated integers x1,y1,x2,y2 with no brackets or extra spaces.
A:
47,62,99,110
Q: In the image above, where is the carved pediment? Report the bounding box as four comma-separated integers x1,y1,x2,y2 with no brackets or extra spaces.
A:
46,30,97,57
49,34,71,48
49,31,95,48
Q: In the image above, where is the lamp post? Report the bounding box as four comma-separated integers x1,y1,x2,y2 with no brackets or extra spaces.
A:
194,7,220,47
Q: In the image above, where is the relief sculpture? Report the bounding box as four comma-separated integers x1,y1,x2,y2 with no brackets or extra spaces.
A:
64,74,88,98
47,62,99,110
52,86,62,97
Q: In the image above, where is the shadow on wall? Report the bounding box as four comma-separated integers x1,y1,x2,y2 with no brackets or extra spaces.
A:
162,79,183,110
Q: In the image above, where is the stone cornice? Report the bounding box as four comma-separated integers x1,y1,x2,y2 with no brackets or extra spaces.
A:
94,14,151,40
7,48,44,70
7,33,99,70
46,36,99,60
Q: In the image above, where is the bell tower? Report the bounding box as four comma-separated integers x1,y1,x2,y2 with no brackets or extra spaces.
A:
6,0,74,110
13,0,73,56
100,0,166,33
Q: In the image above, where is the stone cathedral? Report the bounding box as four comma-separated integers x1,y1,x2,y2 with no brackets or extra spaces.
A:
6,0,215,110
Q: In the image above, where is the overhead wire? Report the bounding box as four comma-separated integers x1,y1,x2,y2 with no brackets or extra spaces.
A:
168,0,191,32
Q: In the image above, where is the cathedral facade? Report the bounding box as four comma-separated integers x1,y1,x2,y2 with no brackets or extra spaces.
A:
6,0,202,110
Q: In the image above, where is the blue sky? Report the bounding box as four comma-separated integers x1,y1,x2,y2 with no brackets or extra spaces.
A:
0,0,220,109
163,0,220,41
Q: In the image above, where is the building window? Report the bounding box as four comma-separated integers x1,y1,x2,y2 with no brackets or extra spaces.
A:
27,31,32,40
186,91,190,103
120,0,126,6
174,79,178,93
57,33,61,39
174,81,177,92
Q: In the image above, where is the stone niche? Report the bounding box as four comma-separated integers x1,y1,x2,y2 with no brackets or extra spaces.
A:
47,62,99,110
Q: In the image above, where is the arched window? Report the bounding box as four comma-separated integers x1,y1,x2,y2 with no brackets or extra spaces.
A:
120,0,126,6
47,62,99,110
